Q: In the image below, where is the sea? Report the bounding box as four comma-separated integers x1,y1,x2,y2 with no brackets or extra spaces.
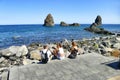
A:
0,24,120,48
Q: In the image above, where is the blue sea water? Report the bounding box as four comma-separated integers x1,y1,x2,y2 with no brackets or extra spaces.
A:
0,24,120,48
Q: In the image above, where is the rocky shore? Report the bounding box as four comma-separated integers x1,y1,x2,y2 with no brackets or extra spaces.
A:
0,35,120,79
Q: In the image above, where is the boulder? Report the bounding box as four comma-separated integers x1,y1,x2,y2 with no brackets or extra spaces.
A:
60,21,69,26
112,43,120,49
104,48,113,52
116,37,120,41
100,49,107,55
99,44,105,49
0,57,5,63
43,14,54,26
101,41,111,48
9,57,17,61
29,50,41,60
1,45,28,57
0,60,10,67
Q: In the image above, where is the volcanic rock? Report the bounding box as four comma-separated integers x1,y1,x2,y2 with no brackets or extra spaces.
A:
95,15,102,26
60,21,80,27
43,14,54,26
60,21,69,26
69,23,80,26
84,15,114,35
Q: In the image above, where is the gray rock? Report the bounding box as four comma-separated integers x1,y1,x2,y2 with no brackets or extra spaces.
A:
69,23,80,26
100,49,107,55
83,51,89,54
0,57,5,63
112,43,120,49
22,59,39,65
79,48,84,54
95,15,102,26
103,52,111,56
115,37,120,42
28,42,41,47
29,50,41,60
60,21,69,26
60,21,80,27
0,60,10,67
1,45,28,57
101,41,111,48
43,14,54,26
104,48,113,52
99,44,105,49
0,67,9,72
84,15,114,35
9,57,17,61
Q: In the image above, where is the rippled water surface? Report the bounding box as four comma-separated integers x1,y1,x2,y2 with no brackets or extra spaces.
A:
0,24,120,48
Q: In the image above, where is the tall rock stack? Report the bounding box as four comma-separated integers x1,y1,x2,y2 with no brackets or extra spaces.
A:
43,14,54,27
89,15,102,29
84,15,114,35
95,15,102,26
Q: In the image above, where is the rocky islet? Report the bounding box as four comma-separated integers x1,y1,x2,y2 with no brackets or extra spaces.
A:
60,21,80,27
84,15,114,35
43,14,54,27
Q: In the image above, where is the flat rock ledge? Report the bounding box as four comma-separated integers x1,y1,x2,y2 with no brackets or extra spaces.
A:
9,53,120,80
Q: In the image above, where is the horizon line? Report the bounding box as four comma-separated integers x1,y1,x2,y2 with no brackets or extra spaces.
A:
0,23,120,26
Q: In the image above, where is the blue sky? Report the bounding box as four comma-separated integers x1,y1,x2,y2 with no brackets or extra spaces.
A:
0,0,119,24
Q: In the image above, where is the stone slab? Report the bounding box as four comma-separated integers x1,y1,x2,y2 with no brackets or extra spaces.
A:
9,53,120,80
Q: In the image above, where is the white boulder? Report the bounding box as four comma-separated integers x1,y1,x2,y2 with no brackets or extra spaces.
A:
1,45,28,57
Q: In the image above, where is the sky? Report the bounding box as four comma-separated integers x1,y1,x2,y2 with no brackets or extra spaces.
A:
0,0,119,24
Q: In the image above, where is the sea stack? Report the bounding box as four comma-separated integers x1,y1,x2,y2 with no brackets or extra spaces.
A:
89,15,102,29
43,14,54,26
84,15,114,35
95,15,102,26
